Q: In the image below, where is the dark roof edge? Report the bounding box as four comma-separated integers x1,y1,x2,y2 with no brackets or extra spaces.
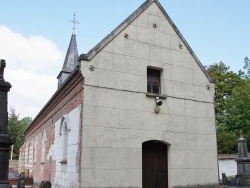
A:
78,0,154,61
78,0,213,83
78,54,89,61
24,67,80,134
56,70,71,79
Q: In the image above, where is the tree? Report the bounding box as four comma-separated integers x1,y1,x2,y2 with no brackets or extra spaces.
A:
224,82,250,133
206,62,244,125
221,81,250,152
7,107,32,159
239,56,250,79
217,130,238,154
205,62,249,153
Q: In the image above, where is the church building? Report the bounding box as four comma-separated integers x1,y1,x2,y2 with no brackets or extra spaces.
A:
20,0,219,187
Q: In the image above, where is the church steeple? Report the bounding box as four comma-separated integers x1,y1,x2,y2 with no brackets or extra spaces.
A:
62,31,79,72
57,15,79,88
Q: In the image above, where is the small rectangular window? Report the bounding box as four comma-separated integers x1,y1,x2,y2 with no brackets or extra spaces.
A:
147,68,160,94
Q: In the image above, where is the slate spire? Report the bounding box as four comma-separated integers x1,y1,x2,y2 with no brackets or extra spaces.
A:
62,31,79,72
57,15,79,88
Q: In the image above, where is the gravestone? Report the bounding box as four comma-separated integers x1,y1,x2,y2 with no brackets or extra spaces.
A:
222,173,230,185
235,134,250,185
41,181,51,188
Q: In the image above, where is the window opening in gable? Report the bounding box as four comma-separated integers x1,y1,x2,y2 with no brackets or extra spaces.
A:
147,68,161,94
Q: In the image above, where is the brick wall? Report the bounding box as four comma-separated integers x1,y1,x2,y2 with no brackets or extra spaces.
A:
20,70,83,186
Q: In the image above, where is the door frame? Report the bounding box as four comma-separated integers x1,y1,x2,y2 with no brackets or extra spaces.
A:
142,140,169,188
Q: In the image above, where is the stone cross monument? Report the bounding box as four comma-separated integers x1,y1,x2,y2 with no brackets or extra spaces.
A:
0,59,15,188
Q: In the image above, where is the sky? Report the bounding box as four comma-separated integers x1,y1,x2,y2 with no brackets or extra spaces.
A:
1,0,250,119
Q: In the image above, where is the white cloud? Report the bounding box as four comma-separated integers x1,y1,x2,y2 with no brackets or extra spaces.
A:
0,25,64,119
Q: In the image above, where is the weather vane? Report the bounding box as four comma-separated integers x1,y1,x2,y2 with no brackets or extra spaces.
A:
69,14,79,30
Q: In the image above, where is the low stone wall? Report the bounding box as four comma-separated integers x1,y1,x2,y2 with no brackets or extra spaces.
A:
9,160,19,178
218,154,237,180
9,177,33,186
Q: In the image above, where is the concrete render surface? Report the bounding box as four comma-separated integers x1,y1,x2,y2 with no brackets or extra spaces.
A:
80,2,218,188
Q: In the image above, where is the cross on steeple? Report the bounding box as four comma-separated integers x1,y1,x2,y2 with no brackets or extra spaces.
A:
69,14,79,34
58,14,79,88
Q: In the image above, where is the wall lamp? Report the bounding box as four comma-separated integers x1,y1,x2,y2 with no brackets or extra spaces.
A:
155,97,163,113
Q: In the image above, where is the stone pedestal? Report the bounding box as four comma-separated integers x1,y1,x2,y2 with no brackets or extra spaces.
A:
235,136,250,185
236,158,250,175
237,137,248,159
0,59,14,188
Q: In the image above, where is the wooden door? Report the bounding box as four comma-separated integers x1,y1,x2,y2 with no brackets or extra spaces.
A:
142,141,168,188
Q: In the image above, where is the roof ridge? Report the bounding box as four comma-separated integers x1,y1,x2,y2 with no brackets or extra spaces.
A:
79,0,154,61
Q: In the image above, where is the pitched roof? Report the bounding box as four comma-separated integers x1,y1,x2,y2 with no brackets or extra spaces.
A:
79,0,213,83
62,32,79,72
25,68,82,134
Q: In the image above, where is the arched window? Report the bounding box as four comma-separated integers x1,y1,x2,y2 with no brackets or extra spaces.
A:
27,143,30,162
60,117,69,164
33,137,37,163
41,131,47,164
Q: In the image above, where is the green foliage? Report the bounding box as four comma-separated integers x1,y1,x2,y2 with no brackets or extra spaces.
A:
7,107,32,159
217,130,237,154
222,81,250,152
239,57,250,79
206,62,243,124
206,60,250,154
224,81,250,133
227,175,235,181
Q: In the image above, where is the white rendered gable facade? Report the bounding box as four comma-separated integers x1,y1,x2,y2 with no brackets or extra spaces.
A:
79,1,218,188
